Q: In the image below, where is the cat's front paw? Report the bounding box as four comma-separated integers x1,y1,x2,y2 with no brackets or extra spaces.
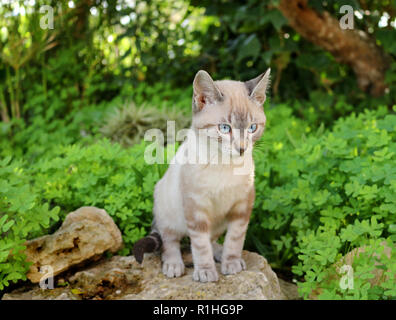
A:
221,258,246,275
193,266,219,282
162,261,185,278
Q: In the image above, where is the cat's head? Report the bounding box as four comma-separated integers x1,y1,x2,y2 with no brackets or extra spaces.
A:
191,69,270,158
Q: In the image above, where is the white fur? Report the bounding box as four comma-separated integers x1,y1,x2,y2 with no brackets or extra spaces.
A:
153,135,254,239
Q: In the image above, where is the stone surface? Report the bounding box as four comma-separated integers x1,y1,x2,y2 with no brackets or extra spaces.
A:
3,250,289,300
310,241,394,299
119,251,285,300
278,278,300,300
336,241,393,286
2,288,79,300
24,206,123,283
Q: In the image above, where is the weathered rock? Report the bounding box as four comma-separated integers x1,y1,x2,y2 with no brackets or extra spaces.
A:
24,206,123,283
2,288,79,300
3,250,289,300
118,251,285,300
278,278,300,300
310,241,394,299
336,241,393,287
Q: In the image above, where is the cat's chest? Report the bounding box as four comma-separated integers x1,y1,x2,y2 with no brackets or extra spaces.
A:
194,164,252,188
189,164,254,212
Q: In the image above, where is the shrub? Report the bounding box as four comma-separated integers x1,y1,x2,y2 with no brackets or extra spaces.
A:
250,106,396,299
0,156,60,290
100,101,190,147
29,139,175,252
0,139,174,291
0,82,192,162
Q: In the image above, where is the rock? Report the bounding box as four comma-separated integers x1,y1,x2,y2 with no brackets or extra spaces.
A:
24,206,123,283
310,241,394,299
119,251,285,300
2,288,79,300
336,241,393,287
3,250,288,300
341,241,393,263
278,278,300,300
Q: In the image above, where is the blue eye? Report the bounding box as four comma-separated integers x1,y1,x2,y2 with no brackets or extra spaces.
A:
218,124,231,134
248,123,257,133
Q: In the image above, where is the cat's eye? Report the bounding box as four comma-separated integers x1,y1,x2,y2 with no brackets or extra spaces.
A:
248,123,257,133
218,124,231,134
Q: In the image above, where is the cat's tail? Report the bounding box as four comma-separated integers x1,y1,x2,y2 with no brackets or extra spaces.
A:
133,231,162,264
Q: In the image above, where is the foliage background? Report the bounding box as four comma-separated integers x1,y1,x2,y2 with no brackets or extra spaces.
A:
0,0,395,299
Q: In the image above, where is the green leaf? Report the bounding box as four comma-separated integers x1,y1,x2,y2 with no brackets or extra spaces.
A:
2,220,15,232
237,34,261,62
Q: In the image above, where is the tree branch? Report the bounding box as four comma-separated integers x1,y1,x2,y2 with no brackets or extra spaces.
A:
278,0,390,96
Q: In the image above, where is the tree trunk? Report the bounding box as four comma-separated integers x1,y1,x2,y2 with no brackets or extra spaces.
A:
278,0,390,96
73,0,94,40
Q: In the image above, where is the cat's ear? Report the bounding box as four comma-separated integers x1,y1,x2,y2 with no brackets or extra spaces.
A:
245,68,271,105
192,70,223,112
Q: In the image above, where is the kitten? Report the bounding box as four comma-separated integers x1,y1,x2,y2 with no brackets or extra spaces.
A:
133,69,270,282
